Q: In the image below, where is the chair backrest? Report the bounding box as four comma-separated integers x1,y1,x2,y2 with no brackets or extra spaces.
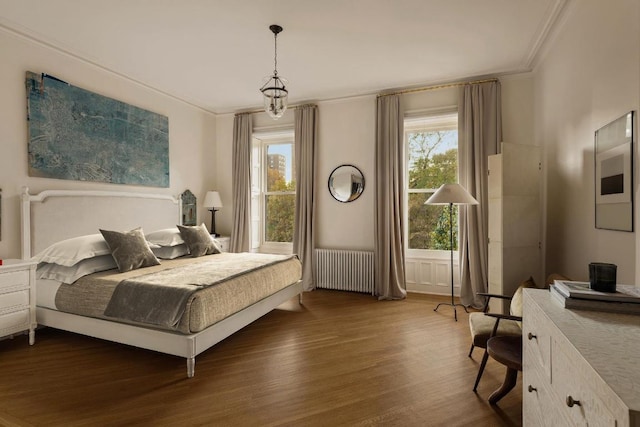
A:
510,276,537,318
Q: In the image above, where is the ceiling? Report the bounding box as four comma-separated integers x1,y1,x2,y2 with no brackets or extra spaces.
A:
0,0,568,114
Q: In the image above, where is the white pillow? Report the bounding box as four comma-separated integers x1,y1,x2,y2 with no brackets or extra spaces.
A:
151,244,189,260
37,255,118,284
145,227,184,247
34,234,111,266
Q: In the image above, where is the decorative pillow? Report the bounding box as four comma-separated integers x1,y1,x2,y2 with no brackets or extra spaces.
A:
151,244,189,260
145,227,184,247
510,276,537,318
34,234,111,266
177,223,221,257
37,255,118,284
99,227,160,273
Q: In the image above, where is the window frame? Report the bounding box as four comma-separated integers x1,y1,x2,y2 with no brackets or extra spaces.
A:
251,130,295,254
404,111,459,259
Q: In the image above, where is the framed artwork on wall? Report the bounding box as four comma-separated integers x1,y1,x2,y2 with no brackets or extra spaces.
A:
26,72,169,187
594,111,635,231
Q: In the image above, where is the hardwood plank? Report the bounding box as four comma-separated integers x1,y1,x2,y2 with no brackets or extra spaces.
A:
0,291,522,426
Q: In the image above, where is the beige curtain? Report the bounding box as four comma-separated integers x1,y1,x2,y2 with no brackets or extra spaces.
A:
230,113,252,253
293,105,318,291
375,94,407,300
458,81,502,308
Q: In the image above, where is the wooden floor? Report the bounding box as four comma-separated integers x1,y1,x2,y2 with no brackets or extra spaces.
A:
0,291,522,426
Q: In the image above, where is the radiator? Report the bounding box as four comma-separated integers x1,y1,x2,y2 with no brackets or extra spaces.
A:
314,248,374,294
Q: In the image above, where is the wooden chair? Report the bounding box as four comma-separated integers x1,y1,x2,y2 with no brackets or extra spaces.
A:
468,273,569,393
468,277,534,392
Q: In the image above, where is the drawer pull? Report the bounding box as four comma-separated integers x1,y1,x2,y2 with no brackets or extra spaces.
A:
527,385,537,393
566,396,581,407
527,332,537,340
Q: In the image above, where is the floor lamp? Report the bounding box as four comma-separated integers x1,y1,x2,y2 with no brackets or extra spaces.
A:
425,183,478,321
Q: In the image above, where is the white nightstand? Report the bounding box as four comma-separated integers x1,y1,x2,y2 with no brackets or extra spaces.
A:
0,259,37,345
213,236,230,252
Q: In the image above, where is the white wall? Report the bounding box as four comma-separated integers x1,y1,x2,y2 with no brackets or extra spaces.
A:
533,0,640,284
0,28,216,259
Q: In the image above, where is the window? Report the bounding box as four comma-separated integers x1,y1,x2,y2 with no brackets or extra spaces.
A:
251,130,296,253
405,112,458,254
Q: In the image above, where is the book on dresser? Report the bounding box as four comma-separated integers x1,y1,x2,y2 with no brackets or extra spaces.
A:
551,280,640,315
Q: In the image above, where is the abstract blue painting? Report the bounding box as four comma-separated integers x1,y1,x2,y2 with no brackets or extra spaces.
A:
26,72,169,187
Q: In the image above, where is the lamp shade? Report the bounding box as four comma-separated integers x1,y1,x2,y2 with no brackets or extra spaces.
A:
425,183,478,205
203,191,223,209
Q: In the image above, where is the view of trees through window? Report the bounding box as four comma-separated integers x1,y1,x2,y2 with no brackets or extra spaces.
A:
406,114,458,251
265,144,295,243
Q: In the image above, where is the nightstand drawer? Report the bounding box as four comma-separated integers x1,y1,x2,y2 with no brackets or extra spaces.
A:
0,290,29,313
0,270,29,291
213,236,230,252
0,309,29,332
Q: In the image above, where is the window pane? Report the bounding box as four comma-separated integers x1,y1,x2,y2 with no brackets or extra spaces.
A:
265,194,295,243
407,130,458,190
408,193,458,250
266,144,295,192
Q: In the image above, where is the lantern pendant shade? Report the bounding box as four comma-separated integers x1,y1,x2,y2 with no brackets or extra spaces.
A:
260,76,288,119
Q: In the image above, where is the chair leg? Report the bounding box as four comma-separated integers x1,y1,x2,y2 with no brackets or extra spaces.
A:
468,344,475,357
489,368,518,405
473,349,489,392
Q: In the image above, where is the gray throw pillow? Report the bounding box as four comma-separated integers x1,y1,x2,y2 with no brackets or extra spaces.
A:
177,223,221,257
100,227,161,273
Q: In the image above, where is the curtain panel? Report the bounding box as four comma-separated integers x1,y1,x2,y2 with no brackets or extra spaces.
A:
230,113,252,253
458,81,502,308
293,104,318,291
375,94,407,300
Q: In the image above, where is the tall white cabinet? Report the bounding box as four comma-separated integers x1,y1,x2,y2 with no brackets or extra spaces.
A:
487,142,541,313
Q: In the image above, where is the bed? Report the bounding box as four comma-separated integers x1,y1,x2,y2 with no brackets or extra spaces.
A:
20,187,303,378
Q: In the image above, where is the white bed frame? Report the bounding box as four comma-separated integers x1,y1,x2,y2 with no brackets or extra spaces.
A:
21,187,303,378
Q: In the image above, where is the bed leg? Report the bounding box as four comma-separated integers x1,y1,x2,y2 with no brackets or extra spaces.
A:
298,292,303,305
187,357,195,378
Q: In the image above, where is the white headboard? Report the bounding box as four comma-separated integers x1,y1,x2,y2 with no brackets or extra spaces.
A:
21,187,181,258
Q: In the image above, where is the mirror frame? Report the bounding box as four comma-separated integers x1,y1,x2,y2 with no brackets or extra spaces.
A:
328,164,365,203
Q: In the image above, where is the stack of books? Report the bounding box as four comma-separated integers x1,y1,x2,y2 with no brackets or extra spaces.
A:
550,280,640,315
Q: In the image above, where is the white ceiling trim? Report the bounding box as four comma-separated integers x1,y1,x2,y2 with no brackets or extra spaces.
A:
0,18,216,115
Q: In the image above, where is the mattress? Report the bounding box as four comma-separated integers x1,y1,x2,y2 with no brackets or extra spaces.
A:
47,253,302,334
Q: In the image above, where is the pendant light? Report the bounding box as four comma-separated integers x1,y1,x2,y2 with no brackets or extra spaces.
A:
260,24,288,119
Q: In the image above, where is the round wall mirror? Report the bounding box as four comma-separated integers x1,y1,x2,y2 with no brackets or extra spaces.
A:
328,164,365,203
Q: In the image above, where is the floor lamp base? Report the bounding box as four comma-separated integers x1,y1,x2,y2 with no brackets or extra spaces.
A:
434,302,469,321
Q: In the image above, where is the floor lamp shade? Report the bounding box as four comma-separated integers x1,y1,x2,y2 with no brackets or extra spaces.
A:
425,183,478,206
203,191,223,236
425,183,477,321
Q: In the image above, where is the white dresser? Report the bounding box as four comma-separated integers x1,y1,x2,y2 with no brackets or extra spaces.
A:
0,259,37,345
523,289,640,426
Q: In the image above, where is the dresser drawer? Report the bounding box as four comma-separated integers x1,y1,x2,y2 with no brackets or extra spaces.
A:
0,289,30,313
0,309,30,333
523,295,552,379
0,270,29,292
524,365,571,427
551,339,617,426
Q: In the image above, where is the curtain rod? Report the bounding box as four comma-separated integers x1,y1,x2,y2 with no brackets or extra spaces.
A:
236,77,498,115
376,78,499,98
